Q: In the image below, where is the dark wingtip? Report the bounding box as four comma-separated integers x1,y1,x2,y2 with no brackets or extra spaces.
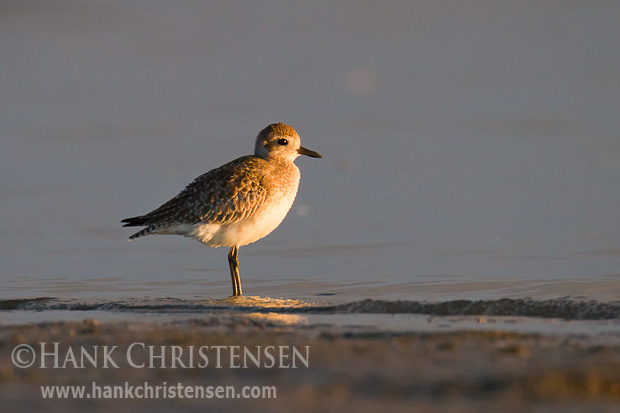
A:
121,216,147,227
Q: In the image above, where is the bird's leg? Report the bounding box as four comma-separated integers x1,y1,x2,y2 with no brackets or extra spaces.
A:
228,246,242,296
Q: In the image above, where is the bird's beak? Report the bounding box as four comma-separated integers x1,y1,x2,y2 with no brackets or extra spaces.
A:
298,146,322,158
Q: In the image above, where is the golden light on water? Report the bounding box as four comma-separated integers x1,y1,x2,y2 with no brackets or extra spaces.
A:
222,295,313,309
243,312,309,326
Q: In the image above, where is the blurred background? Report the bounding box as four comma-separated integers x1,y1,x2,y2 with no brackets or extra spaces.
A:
2,1,620,301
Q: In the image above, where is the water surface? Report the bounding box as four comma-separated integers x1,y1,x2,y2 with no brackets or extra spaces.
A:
2,1,620,307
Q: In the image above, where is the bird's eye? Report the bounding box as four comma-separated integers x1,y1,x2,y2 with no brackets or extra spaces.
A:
277,138,288,146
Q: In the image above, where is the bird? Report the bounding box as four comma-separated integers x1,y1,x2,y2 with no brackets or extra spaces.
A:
122,123,322,296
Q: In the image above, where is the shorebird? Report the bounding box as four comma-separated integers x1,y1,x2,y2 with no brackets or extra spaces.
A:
122,123,322,296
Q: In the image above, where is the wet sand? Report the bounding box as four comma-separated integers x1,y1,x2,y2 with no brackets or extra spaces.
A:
1,313,619,412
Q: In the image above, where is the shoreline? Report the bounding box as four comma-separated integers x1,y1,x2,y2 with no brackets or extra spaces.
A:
1,311,619,411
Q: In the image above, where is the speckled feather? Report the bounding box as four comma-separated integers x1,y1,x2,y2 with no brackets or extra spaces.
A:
125,156,271,239
122,123,321,296
122,122,321,254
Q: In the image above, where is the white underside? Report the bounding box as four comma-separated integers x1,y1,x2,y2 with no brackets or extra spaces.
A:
161,183,299,248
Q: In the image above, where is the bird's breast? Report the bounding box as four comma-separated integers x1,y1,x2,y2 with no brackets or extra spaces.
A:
194,164,301,248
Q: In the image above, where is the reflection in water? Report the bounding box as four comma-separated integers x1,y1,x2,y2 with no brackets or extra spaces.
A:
222,295,313,309
0,296,317,313
2,297,620,320
243,312,309,326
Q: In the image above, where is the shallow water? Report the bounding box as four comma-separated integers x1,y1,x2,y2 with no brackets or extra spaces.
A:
2,2,620,311
2,296,620,320
2,296,620,339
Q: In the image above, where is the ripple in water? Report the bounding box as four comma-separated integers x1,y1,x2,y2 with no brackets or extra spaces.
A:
1,297,619,320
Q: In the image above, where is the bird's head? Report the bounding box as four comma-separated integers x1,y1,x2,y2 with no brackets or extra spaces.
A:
255,123,322,162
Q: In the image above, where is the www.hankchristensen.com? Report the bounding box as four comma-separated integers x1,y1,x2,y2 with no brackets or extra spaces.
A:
41,382,277,399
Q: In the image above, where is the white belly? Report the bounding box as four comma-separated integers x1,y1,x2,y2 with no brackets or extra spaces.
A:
188,182,299,248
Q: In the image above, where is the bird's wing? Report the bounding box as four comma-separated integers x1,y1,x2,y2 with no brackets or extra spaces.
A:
133,156,269,228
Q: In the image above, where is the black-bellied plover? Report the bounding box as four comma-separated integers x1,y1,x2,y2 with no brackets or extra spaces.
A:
122,123,322,296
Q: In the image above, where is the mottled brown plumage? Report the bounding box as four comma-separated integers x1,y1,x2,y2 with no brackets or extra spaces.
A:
122,123,322,296
124,156,270,239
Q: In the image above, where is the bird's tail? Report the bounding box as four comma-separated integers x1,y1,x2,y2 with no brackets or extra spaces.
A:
121,216,148,227
121,216,152,240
